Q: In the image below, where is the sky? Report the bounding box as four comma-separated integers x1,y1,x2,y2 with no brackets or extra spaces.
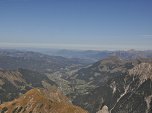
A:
0,0,152,50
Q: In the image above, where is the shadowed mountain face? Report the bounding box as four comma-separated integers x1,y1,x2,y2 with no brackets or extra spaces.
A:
0,88,88,113
0,69,57,103
67,57,136,97
70,57,131,84
71,58,152,113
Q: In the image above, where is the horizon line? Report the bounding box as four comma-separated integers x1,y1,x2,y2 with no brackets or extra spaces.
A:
0,42,151,51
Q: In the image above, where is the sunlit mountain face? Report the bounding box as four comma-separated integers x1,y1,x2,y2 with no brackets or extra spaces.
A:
0,88,88,113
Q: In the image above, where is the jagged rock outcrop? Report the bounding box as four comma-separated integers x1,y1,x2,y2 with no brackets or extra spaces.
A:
129,63,152,81
96,105,109,113
0,88,88,113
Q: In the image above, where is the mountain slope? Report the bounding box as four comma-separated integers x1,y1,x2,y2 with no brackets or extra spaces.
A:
67,56,133,97
0,88,88,113
72,61,152,113
0,69,57,103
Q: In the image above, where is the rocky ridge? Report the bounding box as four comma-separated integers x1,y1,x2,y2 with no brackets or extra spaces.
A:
0,88,88,113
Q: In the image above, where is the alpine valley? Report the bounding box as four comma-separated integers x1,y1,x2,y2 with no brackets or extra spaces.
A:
0,49,152,113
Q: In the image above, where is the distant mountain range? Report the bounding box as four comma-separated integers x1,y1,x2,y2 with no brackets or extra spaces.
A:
24,48,152,61
0,49,91,73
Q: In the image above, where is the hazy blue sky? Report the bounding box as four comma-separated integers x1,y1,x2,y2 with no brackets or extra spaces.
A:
0,0,152,50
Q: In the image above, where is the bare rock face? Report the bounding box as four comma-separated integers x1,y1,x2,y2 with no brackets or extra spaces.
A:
129,63,152,81
96,105,109,113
